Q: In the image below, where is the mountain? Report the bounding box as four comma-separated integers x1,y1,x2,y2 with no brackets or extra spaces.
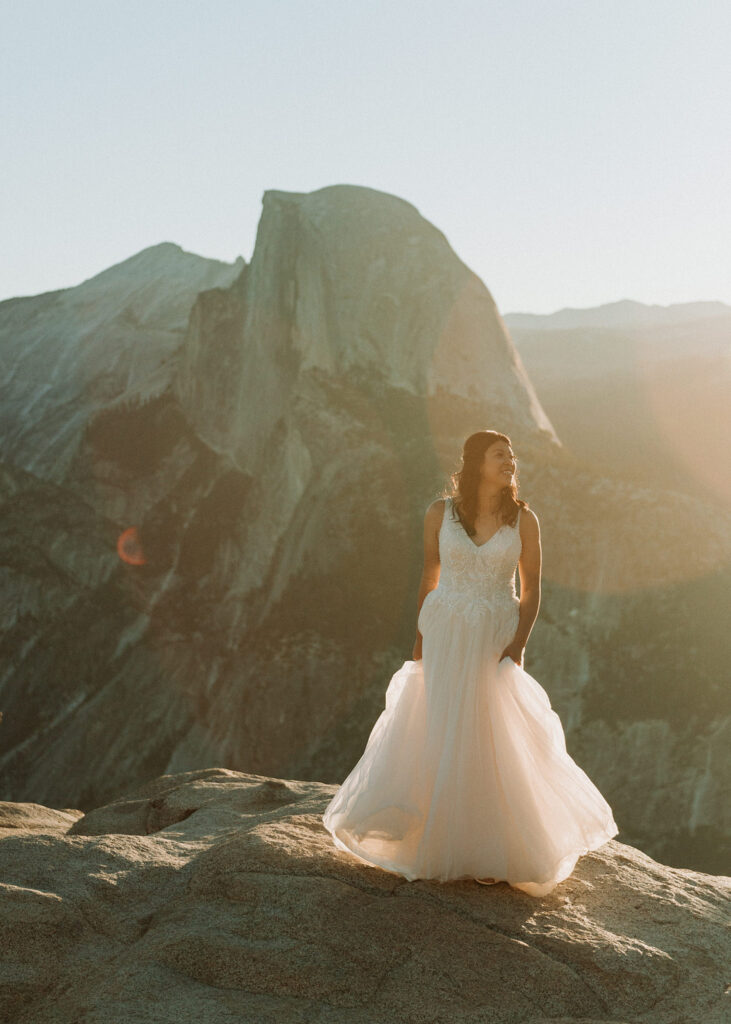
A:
172,186,556,476
0,242,245,481
503,298,731,330
1,768,728,1024
503,300,730,504
0,185,728,879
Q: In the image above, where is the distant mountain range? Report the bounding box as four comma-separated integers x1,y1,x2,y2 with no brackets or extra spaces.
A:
504,298,731,330
503,298,730,505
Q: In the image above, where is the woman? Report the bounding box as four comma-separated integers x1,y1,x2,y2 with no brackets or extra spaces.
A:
322,430,619,896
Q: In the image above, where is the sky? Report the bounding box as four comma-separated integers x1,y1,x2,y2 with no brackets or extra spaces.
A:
2,0,729,314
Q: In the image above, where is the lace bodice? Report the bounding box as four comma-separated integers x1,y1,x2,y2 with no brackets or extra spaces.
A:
419,497,522,628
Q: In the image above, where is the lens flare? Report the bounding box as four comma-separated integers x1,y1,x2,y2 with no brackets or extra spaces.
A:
117,526,146,565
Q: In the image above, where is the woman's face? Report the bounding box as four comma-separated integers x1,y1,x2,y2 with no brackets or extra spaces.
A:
481,441,516,486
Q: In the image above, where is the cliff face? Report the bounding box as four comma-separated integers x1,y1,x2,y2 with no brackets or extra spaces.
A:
1,769,729,1024
172,185,555,478
0,242,244,482
0,185,728,878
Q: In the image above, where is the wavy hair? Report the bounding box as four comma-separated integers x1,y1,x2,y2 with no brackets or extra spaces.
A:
440,430,528,537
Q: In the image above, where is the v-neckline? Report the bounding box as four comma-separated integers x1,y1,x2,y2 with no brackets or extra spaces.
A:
451,499,505,550
463,525,505,550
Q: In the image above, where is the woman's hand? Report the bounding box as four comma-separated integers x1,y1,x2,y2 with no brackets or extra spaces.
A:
499,639,525,667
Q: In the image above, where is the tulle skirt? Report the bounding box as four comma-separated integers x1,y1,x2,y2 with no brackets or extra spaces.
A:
322,593,619,896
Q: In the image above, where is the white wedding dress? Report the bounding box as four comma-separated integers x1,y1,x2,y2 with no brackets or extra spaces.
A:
322,497,619,896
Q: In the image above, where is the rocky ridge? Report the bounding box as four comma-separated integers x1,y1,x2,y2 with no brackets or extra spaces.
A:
1,768,728,1024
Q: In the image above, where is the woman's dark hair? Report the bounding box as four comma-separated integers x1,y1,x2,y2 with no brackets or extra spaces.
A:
440,430,528,536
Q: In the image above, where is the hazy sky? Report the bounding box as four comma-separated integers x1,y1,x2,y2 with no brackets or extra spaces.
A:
2,0,729,313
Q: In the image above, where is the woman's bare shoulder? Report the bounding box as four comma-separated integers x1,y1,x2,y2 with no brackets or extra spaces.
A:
427,497,448,516
519,506,540,533
425,497,448,527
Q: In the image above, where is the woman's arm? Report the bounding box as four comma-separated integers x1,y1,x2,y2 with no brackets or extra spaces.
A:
412,499,443,660
502,508,542,665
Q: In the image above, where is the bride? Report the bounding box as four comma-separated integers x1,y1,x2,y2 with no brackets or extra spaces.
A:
323,430,619,896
